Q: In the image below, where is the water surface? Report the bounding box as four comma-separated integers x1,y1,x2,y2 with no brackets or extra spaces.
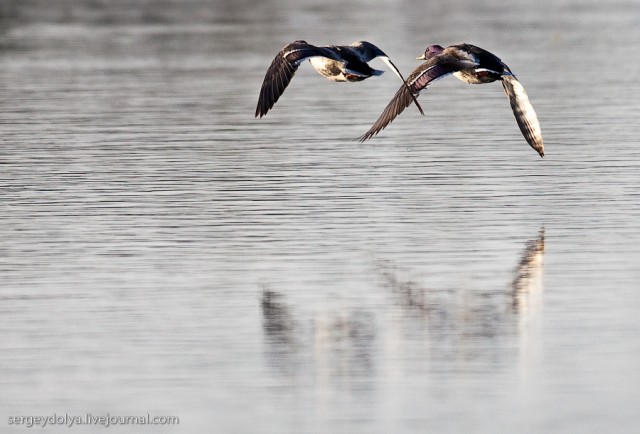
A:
1,1,640,432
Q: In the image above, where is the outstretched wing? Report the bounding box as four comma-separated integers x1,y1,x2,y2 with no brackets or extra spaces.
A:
358,57,456,142
255,41,341,118
378,56,425,116
501,75,544,157
348,41,424,115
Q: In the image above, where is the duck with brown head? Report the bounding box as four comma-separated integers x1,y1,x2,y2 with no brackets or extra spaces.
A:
359,43,544,158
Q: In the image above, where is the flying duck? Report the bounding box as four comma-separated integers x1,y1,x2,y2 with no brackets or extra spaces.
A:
255,40,423,118
358,43,544,157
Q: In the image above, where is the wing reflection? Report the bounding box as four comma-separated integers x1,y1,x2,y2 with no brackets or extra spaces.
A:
510,229,545,314
375,258,507,361
374,229,546,361
260,287,301,374
261,288,297,345
376,259,443,312
260,229,546,373
260,285,375,383
509,229,545,372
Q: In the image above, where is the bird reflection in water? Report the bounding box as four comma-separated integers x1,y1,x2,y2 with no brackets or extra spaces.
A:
261,289,297,345
510,229,545,315
260,285,375,383
260,229,545,372
260,287,301,374
509,229,545,370
376,229,545,361
378,229,545,315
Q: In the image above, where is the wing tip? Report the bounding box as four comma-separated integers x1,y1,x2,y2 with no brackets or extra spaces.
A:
358,123,388,143
357,132,373,143
529,139,544,157
255,103,268,118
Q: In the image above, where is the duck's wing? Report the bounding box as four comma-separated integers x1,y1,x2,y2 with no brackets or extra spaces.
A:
377,56,425,116
349,42,424,115
255,41,341,118
358,55,465,142
501,75,544,157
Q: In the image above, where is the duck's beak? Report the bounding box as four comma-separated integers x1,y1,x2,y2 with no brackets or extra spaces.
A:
416,54,426,60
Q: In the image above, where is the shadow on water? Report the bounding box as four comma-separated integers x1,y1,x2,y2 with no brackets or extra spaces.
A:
260,229,545,375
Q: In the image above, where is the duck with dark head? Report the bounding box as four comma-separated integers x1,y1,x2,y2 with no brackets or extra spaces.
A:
255,40,423,118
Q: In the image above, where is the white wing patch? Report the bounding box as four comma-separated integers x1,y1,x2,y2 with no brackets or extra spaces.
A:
502,75,544,156
509,78,541,133
474,67,501,74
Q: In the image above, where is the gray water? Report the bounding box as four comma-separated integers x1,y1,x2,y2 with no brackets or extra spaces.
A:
1,0,639,432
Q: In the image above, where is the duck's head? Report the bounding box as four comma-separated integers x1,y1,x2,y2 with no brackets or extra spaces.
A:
417,44,444,60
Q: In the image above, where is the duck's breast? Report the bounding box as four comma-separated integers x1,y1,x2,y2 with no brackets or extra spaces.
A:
454,68,501,84
310,58,348,81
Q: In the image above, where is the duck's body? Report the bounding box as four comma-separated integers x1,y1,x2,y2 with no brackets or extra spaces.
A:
359,43,544,157
443,44,507,84
255,40,422,118
308,45,384,82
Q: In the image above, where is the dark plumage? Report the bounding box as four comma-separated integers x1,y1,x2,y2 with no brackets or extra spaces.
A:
255,40,423,118
359,43,544,158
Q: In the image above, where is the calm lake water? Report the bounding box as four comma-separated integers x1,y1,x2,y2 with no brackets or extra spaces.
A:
1,0,639,432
